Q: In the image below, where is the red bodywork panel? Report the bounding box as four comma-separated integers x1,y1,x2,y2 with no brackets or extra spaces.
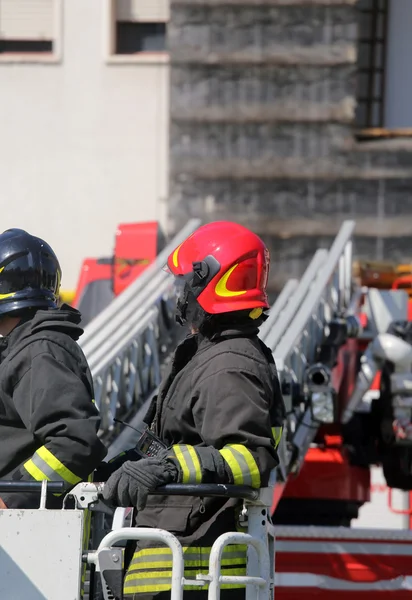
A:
276,531,412,599
113,221,158,296
275,445,370,510
73,259,112,309
72,221,159,309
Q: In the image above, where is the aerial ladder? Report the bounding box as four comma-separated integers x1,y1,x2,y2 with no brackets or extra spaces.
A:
2,220,412,599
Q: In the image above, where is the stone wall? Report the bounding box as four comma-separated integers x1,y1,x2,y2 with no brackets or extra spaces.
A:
168,0,412,292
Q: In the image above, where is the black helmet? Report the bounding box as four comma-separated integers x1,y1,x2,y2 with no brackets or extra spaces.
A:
0,228,61,317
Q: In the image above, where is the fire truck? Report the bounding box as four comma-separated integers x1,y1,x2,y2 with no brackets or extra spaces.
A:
60,221,165,326
2,219,412,600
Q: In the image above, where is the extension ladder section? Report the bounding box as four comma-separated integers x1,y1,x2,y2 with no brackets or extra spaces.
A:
261,221,356,488
79,219,201,444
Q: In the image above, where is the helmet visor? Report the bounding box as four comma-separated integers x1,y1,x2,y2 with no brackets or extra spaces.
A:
173,273,192,302
0,255,35,295
0,253,60,297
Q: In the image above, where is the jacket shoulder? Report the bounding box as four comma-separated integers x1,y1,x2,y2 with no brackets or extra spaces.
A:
197,336,270,378
7,330,87,375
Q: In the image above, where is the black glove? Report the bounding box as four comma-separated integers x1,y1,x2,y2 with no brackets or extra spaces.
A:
102,454,178,511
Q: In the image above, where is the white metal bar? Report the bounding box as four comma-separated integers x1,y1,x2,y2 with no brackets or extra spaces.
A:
207,533,270,600
276,540,412,555
39,480,48,510
274,525,412,541
89,528,185,600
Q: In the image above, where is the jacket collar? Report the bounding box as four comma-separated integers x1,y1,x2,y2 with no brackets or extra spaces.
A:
197,323,259,348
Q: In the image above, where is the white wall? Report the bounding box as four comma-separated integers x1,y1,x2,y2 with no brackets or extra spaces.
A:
384,0,412,128
0,0,169,288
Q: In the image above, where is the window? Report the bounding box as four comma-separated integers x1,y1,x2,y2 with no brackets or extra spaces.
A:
0,0,61,62
106,0,169,62
355,0,389,129
115,22,166,54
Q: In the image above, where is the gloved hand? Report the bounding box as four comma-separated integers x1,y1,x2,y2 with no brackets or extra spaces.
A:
102,454,178,511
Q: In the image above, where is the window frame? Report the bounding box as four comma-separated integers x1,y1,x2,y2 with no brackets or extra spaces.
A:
355,0,389,130
0,0,63,64
354,0,412,140
103,0,169,65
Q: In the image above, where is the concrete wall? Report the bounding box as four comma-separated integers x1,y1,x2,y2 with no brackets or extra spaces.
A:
168,0,412,292
0,0,169,288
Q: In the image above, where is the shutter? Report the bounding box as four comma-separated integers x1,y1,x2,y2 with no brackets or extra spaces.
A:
0,0,54,41
116,0,169,23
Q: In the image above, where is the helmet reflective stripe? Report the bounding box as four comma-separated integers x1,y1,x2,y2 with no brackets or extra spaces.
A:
215,264,248,298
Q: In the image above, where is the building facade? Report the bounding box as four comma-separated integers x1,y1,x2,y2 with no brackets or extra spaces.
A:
168,0,412,293
0,0,169,288
2,1,412,293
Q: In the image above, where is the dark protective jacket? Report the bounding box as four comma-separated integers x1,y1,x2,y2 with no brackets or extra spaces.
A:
123,324,285,597
0,305,107,508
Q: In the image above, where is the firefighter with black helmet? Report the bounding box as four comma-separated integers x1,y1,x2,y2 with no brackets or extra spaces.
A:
103,221,285,599
0,228,107,509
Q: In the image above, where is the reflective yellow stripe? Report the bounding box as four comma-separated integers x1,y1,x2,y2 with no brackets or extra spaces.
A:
124,568,246,593
129,545,247,571
36,446,82,486
186,445,202,483
215,264,248,297
23,459,51,482
220,447,244,484
124,546,247,592
172,243,183,268
220,444,261,488
131,544,246,557
128,556,246,570
272,426,283,448
172,445,190,482
171,445,202,484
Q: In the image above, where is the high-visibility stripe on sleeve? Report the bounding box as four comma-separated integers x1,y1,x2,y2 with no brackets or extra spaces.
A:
23,446,82,488
171,445,202,484
219,444,261,489
23,459,50,482
272,426,283,448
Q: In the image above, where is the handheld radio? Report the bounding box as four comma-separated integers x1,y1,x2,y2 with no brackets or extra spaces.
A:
114,418,167,458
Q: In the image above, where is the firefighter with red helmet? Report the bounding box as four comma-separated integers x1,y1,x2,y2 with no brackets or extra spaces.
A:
103,221,285,599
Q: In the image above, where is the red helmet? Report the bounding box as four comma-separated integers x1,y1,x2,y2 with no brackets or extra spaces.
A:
166,221,270,320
